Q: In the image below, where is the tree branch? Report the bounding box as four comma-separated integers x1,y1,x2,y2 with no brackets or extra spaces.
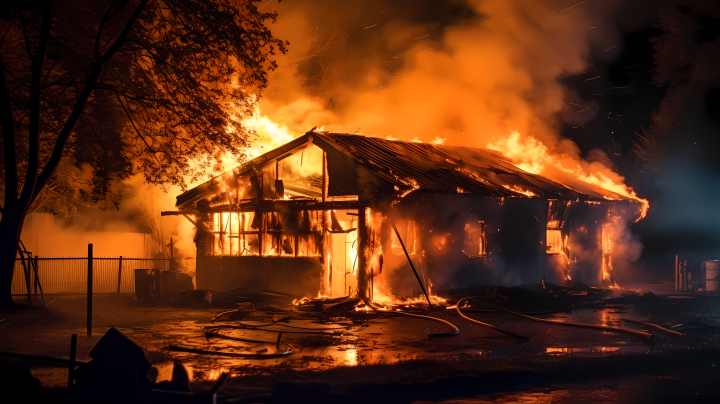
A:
95,0,125,57
115,93,161,164
93,82,165,103
0,60,18,203
19,0,55,212
33,0,150,201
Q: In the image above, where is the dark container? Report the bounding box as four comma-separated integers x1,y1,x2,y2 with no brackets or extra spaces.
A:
162,271,179,300
152,269,164,298
134,269,153,300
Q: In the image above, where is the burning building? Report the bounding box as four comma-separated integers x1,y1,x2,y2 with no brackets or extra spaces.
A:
164,129,643,300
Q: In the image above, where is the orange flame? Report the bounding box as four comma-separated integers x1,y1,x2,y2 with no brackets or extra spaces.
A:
488,131,649,221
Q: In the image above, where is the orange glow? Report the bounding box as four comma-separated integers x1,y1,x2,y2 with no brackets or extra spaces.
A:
601,223,614,282
488,131,649,221
502,184,537,198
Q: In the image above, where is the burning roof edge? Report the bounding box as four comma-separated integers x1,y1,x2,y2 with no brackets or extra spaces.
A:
176,130,637,208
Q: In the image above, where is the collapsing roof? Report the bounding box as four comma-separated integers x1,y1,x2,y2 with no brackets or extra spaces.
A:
176,130,633,209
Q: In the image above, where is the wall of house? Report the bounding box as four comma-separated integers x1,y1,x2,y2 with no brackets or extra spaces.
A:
381,195,548,294
378,195,608,295
196,256,323,297
193,197,611,299
565,201,609,286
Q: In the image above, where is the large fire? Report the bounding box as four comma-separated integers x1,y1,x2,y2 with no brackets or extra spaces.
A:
488,132,649,221
220,104,646,302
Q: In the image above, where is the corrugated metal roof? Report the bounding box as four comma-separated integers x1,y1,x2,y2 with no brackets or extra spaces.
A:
177,130,631,207
317,132,627,201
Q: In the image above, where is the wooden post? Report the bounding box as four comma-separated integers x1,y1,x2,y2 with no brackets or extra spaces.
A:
87,243,93,337
371,268,373,302
357,208,368,301
117,256,123,293
320,210,327,295
68,333,77,387
322,151,327,203
259,212,265,257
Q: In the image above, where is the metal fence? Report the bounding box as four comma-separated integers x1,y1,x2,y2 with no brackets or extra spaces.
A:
11,257,169,297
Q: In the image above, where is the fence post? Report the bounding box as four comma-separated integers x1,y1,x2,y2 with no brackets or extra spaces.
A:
117,256,123,293
68,333,77,387
33,255,38,297
87,243,93,337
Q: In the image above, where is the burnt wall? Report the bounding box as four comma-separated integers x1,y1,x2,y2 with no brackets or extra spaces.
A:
197,256,323,297
382,194,549,294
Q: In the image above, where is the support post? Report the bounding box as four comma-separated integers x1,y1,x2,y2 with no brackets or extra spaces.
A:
322,151,327,203
87,243,93,337
357,208,368,301
117,256,123,293
675,255,679,290
68,333,77,388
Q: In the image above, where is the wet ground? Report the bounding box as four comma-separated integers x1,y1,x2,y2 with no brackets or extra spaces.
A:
1,284,720,403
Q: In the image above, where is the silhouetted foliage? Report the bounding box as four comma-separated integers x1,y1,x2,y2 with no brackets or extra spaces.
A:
0,0,287,306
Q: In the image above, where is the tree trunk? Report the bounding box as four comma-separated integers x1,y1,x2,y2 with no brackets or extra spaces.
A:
0,205,26,309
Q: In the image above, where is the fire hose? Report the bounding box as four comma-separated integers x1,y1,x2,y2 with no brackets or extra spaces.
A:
369,304,459,338
620,319,684,336
168,329,295,359
461,297,654,339
455,298,529,341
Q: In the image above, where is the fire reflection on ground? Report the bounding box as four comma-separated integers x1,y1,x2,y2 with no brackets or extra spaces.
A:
3,283,720,403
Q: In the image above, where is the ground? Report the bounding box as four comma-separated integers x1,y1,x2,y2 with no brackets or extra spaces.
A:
1,285,719,403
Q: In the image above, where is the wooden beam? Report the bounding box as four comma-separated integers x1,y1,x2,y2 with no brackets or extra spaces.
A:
204,201,367,213
322,151,327,203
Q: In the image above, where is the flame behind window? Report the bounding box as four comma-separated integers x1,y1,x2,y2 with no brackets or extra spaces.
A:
546,229,563,254
463,221,486,258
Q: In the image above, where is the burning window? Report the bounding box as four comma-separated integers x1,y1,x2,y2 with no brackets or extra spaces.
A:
211,212,260,257
264,211,294,257
463,221,486,257
297,210,323,257
210,210,322,257
391,220,418,255
274,144,324,199
546,229,563,254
